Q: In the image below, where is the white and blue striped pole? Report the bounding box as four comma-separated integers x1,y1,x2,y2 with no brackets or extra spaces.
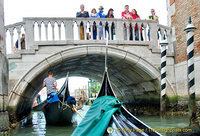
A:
184,17,198,126
160,40,168,116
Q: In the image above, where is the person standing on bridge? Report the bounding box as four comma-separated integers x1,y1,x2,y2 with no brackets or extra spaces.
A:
121,5,132,40
97,6,106,40
43,71,58,100
131,9,142,41
76,4,89,40
148,9,159,21
90,8,99,40
147,9,159,41
14,33,25,53
105,8,115,40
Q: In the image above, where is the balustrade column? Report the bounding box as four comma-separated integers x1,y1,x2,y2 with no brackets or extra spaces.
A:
143,24,147,41
90,22,94,40
160,28,164,40
58,23,61,40
84,22,87,40
51,23,55,40
17,28,21,50
102,22,105,40
38,23,41,41
96,23,99,40
138,23,141,41
131,23,135,41
45,24,48,40
109,23,112,40
64,23,68,40
77,24,81,40
126,22,130,41
9,29,14,53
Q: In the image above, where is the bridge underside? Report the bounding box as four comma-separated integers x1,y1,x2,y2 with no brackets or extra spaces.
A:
8,46,161,121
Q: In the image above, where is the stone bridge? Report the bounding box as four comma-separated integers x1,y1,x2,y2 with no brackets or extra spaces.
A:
5,17,175,120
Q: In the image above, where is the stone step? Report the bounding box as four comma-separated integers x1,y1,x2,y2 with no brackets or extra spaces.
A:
7,49,36,59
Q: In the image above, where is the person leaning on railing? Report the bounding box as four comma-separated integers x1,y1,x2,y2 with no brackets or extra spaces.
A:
121,5,132,40
105,8,115,40
76,4,89,40
97,6,106,40
131,9,144,41
90,8,99,40
147,9,159,41
14,33,25,53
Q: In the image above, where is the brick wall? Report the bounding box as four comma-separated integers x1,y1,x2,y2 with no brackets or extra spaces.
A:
170,0,200,63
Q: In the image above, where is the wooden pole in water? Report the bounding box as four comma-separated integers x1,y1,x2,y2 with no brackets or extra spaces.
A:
160,40,168,117
184,16,199,127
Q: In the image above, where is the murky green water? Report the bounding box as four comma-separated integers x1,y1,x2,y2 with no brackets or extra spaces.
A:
11,105,189,136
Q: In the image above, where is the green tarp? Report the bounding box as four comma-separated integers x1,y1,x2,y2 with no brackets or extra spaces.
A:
72,96,122,136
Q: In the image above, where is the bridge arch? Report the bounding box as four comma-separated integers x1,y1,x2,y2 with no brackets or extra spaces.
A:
8,45,160,121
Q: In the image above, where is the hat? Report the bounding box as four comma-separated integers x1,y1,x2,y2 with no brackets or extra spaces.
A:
99,6,104,10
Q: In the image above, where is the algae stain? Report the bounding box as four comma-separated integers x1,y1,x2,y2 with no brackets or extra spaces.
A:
9,62,17,71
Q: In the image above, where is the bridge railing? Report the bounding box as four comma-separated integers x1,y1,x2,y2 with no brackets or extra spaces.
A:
5,17,172,54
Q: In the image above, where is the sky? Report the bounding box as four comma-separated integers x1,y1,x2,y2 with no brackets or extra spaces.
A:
4,0,168,25
4,0,168,92
57,77,89,92
39,77,89,99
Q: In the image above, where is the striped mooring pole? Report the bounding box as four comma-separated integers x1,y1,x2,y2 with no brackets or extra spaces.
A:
184,17,199,126
160,40,168,116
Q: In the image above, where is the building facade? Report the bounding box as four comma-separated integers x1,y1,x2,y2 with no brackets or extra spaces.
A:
167,0,200,63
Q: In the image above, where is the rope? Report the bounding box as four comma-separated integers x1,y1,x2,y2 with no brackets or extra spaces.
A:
58,100,84,119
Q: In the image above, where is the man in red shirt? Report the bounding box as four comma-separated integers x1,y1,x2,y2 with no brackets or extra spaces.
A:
121,5,132,40
121,5,132,19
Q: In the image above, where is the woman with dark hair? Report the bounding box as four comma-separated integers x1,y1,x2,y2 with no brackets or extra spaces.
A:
106,8,114,18
132,9,140,19
131,9,143,41
105,8,115,40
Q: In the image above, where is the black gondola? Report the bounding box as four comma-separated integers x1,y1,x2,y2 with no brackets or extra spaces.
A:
72,31,162,136
97,71,162,136
33,75,74,125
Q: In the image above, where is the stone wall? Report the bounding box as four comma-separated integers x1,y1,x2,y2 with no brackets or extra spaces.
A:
174,56,200,96
168,0,200,64
0,0,9,132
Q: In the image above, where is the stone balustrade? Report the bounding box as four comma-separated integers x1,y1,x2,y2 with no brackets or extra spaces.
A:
5,17,172,54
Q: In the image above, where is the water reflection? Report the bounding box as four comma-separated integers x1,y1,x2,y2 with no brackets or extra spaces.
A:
32,112,46,135
11,105,189,136
11,105,90,136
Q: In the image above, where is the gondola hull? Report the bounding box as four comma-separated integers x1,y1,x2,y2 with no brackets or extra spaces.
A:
33,73,74,126
98,72,161,136
43,102,74,125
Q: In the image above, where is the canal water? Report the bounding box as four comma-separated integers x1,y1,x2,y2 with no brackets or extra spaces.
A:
11,105,189,136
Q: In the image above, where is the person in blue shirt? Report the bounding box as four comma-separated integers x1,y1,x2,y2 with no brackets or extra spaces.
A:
97,6,106,40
